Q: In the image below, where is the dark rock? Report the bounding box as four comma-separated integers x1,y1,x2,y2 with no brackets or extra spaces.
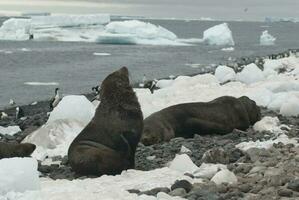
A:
201,147,230,164
287,179,299,192
141,187,170,196
184,188,220,200
171,180,193,193
127,189,140,194
169,188,187,196
278,188,293,197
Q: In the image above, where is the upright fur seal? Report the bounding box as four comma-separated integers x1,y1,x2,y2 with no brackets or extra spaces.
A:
68,67,143,176
0,142,36,159
141,96,261,146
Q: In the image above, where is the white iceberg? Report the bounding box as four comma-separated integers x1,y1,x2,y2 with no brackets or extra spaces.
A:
0,18,32,40
203,23,235,46
0,158,40,195
96,20,183,45
168,154,199,173
260,30,276,46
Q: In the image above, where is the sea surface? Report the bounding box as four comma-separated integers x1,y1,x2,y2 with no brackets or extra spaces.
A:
0,18,299,108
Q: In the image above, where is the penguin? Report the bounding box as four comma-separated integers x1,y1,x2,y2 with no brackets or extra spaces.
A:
91,86,100,103
1,112,8,120
9,99,15,106
149,79,158,94
15,106,24,120
50,88,60,111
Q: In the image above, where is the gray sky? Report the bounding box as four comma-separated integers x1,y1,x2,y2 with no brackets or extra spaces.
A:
0,0,298,21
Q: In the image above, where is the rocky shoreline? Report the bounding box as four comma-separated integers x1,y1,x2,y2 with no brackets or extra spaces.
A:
1,50,299,199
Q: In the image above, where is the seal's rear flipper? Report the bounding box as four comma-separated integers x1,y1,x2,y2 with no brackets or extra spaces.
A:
184,118,231,135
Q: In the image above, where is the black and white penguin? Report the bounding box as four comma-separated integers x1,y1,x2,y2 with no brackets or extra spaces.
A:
50,88,60,111
9,99,15,106
15,106,24,120
149,79,158,94
91,86,100,103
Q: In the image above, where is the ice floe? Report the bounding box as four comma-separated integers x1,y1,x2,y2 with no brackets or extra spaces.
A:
260,30,276,46
203,23,235,46
214,65,236,83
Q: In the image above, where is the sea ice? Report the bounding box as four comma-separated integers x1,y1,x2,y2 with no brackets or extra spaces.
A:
203,23,235,46
211,169,238,185
0,125,21,136
0,158,40,195
168,154,199,174
96,20,184,45
214,65,236,83
236,63,265,84
260,30,276,46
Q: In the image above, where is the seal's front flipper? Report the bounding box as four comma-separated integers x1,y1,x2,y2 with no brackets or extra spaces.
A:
184,118,231,135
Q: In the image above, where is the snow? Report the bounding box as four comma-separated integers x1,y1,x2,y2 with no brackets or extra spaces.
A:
214,65,236,83
211,169,238,185
260,30,276,46
0,126,21,136
203,23,235,46
180,146,191,153
96,20,184,46
236,63,265,84
156,79,175,89
236,117,298,151
23,95,95,160
0,158,40,195
280,96,299,116
48,95,95,124
193,163,227,179
168,154,199,174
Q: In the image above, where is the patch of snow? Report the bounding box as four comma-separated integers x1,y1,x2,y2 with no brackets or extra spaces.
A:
203,23,235,46
280,96,299,116
156,79,174,89
168,154,199,174
211,169,238,185
260,30,276,46
180,146,191,153
236,133,298,151
24,82,59,86
0,158,40,195
214,65,236,83
253,116,285,134
194,163,227,179
48,95,95,124
236,63,265,84
0,126,21,136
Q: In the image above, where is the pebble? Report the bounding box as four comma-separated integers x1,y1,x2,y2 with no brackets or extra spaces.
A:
171,180,193,193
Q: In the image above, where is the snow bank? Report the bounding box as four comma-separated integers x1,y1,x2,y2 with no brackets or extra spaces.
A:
23,95,96,160
96,20,183,45
214,65,236,83
31,14,110,28
260,30,276,46
236,63,264,84
0,125,21,136
280,96,299,116
0,158,40,195
203,23,235,46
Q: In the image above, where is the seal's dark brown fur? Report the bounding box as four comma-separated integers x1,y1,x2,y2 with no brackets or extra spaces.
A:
0,142,36,159
68,67,143,176
141,96,261,146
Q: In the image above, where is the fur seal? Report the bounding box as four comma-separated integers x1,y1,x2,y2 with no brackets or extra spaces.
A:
68,67,143,176
141,96,261,146
0,142,36,159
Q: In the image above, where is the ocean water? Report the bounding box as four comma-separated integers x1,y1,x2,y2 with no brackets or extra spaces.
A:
0,18,299,108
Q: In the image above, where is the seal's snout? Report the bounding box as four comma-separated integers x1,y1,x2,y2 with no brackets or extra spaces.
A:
22,143,36,156
119,66,129,76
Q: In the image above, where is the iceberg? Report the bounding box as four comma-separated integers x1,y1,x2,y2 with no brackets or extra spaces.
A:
203,23,235,46
260,30,276,46
0,18,32,40
96,20,184,45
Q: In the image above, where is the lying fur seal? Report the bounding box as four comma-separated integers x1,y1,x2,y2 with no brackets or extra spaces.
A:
141,96,261,146
0,142,36,159
68,67,143,176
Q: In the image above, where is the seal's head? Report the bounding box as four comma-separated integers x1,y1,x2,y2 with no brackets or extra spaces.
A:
238,96,261,125
100,67,130,100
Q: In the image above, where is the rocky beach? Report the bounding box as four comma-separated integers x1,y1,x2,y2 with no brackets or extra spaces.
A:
1,50,299,199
